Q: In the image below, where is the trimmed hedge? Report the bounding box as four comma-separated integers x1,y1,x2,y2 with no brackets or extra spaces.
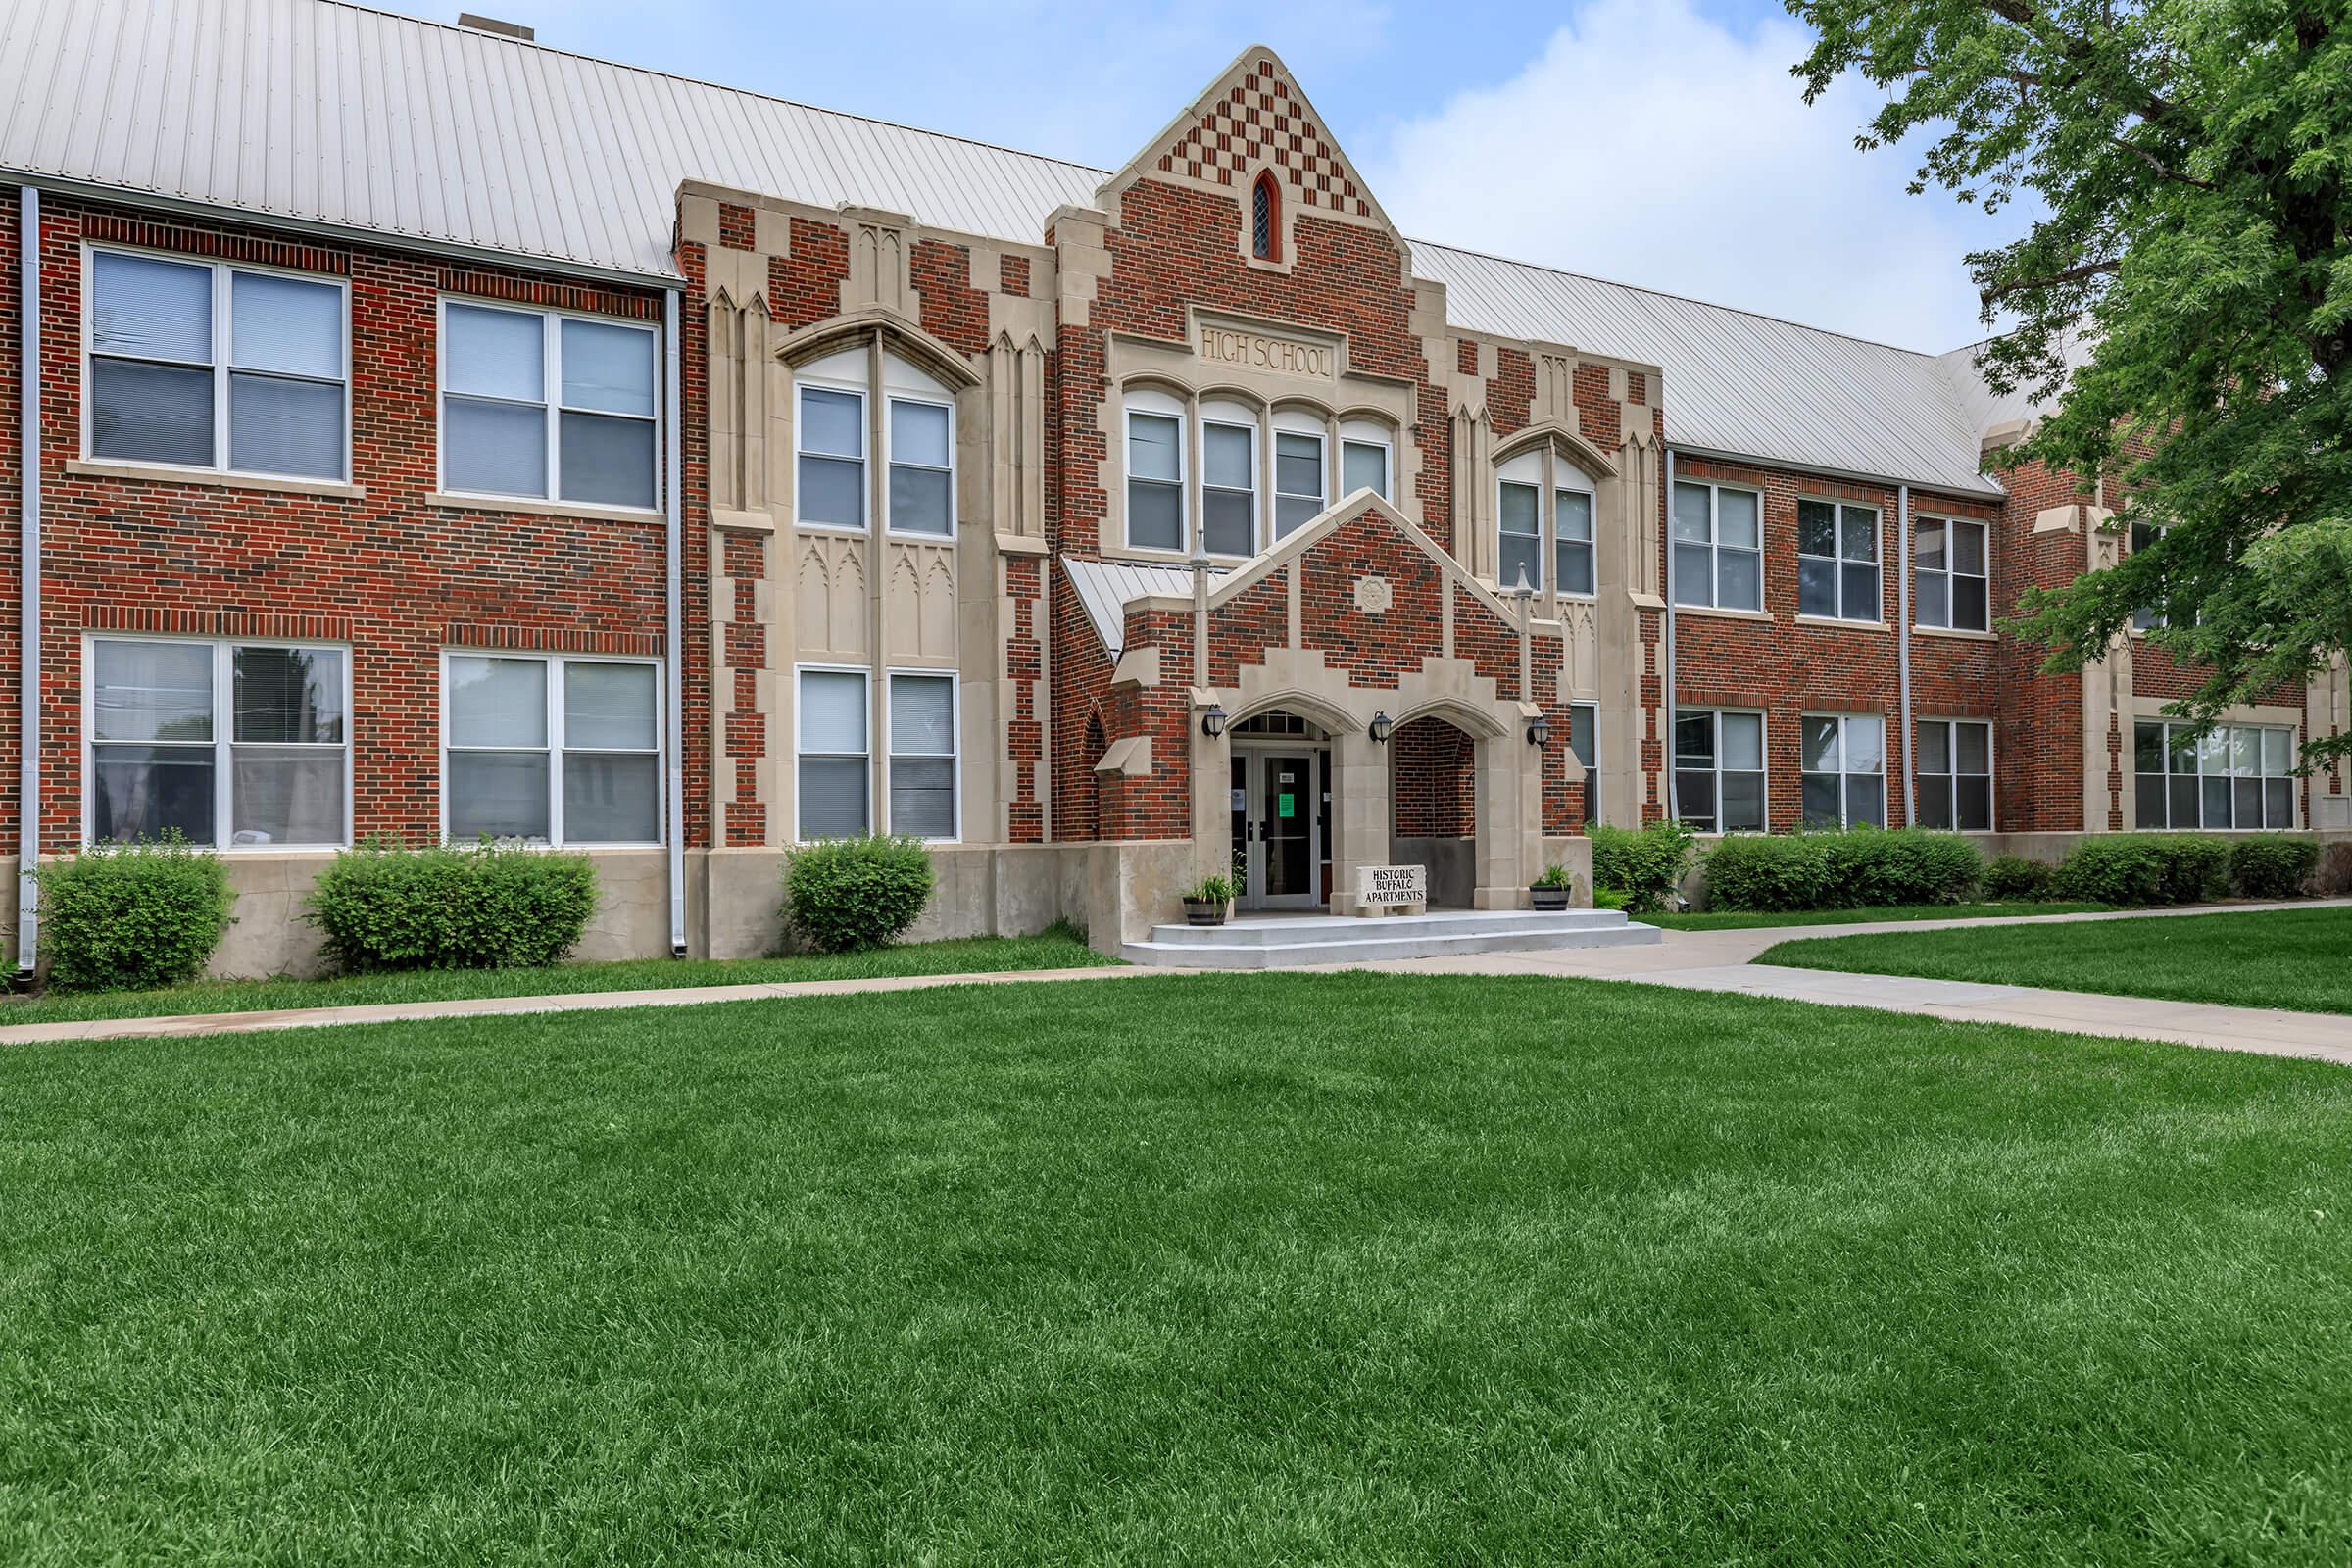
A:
1702,828,1983,913
2229,834,2320,900
37,836,232,993
786,835,935,953
1983,854,2056,902
2052,833,2230,906
1588,820,1696,914
309,840,599,971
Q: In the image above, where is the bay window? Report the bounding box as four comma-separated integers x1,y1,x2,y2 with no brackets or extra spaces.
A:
1672,481,1763,611
1915,718,1992,831
1915,516,1989,631
1801,713,1886,828
88,638,348,848
1797,500,1880,621
87,249,349,481
888,672,958,841
2133,720,2296,829
444,654,661,845
441,301,659,509
1675,709,1765,833
798,667,870,840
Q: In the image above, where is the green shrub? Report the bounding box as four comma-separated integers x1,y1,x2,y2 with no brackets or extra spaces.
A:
2229,834,2319,900
309,840,599,971
1593,887,1630,911
785,835,935,954
1983,854,2056,902
1701,828,1982,912
1587,819,1696,913
2053,834,2230,906
37,835,231,993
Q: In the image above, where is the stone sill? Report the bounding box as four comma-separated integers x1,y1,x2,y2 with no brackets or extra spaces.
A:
1675,603,1775,625
66,458,366,501
426,490,662,524
1915,624,1998,643
1795,614,1889,633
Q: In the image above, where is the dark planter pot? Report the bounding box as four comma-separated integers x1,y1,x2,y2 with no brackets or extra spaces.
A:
1183,898,1230,927
1529,884,1571,912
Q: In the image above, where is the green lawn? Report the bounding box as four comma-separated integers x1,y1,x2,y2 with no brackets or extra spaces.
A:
5,973,2351,1563
0,926,1111,1028
1642,900,2114,931
1763,904,2352,1015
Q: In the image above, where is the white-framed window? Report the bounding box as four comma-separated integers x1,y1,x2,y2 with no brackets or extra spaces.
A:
888,671,958,841
1797,499,1880,621
440,300,659,509
1201,406,1257,558
1675,708,1765,833
1672,481,1763,611
2133,720,2297,829
887,394,955,538
796,383,866,529
1569,701,1599,825
85,247,350,481
1341,421,1392,501
797,665,871,840
1274,425,1326,539
1916,718,1992,831
1801,712,1886,828
1916,516,1990,631
442,653,661,846
86,636,349,848
1496,449,1596,598
1124,393,1186,553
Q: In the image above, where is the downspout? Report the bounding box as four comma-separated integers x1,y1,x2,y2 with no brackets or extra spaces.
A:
17,183,38,976
663,288,686,957
1662,445,1678,823
1896,483,1915,826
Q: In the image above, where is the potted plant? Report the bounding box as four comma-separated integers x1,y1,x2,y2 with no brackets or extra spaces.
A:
1181,873,1235,927
1529,862,1575,912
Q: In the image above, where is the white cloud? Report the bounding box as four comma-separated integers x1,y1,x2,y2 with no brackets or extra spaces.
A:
1362,0,2017,352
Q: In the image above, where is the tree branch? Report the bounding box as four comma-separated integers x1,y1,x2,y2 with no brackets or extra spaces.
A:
1980,258,2120,306
2111,137,2214,190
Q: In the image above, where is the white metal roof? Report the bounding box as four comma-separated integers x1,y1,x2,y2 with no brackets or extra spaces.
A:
0,0,2009,494
1064,559,1226,656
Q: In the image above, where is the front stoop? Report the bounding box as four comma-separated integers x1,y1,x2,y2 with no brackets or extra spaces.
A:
1121,908,1662,969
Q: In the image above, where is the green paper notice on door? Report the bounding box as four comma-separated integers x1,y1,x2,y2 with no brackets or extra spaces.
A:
1278,793,1296,818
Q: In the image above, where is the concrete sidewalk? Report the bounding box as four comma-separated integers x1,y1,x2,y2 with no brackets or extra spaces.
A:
2,899,2346,1061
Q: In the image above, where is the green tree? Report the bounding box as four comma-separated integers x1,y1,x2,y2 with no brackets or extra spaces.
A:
1789,1,2352,763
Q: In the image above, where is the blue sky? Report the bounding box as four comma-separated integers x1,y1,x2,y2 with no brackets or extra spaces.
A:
414,0,2028,350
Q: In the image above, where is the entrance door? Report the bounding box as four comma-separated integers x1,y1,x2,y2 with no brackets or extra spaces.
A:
1234,749,1325,910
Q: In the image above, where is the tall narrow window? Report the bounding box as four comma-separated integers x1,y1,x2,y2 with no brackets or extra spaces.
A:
89,251,349,480
1201,418,1256,556
2130,520,2168,630
1672,482,1763,611
1569,702,1599,826
1916,718,1992,830
1250,172,1280,262
1498,478,1542,592
1341,434,1391,501
1798,500,1881,621
1274,430,1325,538
1126,405,1185,552
1555,487,1595,596
1916,517,1990,631
888,397,954,536
797,668,870,840
1675,709,1766,833
1801,713,1886,828
796,385,866,529
888,672,957,841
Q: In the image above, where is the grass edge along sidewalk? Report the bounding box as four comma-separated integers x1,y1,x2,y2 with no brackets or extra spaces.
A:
1759,904,2352,1017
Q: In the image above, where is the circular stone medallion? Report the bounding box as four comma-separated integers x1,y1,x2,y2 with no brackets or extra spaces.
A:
1353,574,1393,615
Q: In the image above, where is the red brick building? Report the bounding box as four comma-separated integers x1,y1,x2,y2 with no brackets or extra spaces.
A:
1,4,2343,970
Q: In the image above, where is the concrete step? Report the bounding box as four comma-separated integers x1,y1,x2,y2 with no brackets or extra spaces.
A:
1121,909,1663,968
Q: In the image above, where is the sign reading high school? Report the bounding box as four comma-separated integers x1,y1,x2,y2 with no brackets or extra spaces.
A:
1195,323,1335,380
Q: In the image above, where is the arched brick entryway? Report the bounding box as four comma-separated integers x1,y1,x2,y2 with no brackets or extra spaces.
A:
1390,714,1478,907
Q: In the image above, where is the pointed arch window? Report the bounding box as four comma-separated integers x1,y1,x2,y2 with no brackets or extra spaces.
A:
1250,172,1281,263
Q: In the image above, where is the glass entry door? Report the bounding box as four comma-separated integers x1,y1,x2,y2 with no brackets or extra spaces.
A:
1233,749,1324,910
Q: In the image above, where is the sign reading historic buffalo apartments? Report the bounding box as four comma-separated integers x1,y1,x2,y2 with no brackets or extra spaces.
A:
1355,863,1428,910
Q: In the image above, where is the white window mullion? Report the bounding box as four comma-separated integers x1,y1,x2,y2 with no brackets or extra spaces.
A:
212,266,232,470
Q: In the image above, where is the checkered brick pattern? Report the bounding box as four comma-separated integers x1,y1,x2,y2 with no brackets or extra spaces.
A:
1155,60,1373,219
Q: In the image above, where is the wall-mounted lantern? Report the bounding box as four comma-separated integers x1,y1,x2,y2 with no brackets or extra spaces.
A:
1368,710,1394,744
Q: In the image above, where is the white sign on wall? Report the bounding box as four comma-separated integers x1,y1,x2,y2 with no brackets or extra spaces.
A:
1354,863,1427,909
